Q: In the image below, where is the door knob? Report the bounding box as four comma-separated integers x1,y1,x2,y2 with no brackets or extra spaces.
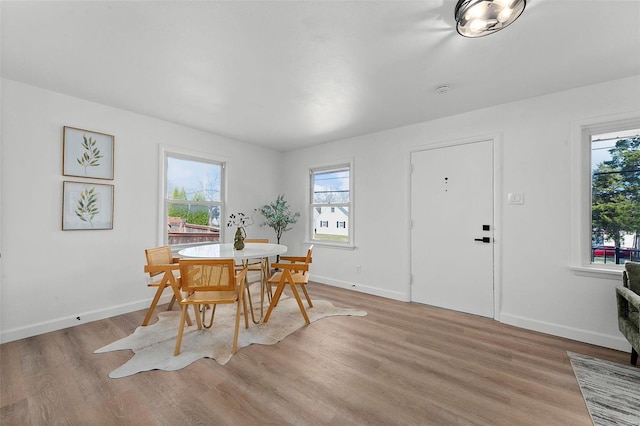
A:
474,237,491,243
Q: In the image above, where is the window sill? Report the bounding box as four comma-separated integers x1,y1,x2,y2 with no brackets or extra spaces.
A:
570,265,624,279
303,240,356,250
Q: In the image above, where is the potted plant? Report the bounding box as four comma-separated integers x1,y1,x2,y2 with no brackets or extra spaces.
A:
227,212,253,250
256,195,300,246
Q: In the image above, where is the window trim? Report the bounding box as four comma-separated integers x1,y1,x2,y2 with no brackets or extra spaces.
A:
307,160,355,249
158,145,227,247
570,112,640,277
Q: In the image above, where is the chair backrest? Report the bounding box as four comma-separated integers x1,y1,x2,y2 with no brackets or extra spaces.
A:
302,245,313,275
624,261,640,294
145,245,173,278
244,239,269,243
306,245,313,263
179,258,237,292
287,245,313,275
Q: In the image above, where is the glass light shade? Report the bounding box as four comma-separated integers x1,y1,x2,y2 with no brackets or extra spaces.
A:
455,0,526,37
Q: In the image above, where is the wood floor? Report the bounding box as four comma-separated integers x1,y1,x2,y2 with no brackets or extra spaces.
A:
1,282,633,425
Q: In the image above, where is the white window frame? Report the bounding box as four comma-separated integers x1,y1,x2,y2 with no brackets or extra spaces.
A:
308,161,355,248
570,112,640,277
158,146,226,248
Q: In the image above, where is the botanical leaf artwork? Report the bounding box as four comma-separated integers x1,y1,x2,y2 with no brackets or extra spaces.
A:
76,134,103,175
75,187,100,226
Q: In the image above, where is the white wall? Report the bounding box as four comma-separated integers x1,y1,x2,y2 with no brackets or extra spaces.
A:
281,75,640,351
0,79,281,342
2,76,639,351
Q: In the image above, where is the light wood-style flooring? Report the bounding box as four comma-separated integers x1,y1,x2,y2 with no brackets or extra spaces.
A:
1,282,633,425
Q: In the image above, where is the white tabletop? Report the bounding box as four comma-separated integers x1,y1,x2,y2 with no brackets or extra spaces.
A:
178,243,287,260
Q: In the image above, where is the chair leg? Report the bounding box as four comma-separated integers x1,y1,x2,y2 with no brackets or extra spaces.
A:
142,285,166,326
289,281,310,324
174,304,188,356
263,282,286,323
632,348,638,365
242,292,249,329
300,284,313,307
171,286,192,326
233,299,242,354
167,294,176,311
244,283,259,324
194,304,203,330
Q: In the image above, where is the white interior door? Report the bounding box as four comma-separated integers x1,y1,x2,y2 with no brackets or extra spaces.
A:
410,140,494,317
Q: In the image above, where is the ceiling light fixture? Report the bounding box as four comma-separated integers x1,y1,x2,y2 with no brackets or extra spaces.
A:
455,0,526,38
434,85,451,94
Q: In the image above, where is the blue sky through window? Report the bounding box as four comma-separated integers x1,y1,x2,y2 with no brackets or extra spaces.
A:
313,168,349,203
167,157,221,201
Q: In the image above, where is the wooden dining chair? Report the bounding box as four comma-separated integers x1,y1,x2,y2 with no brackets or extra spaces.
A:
143,246,191,327
237,238,270,281
235,239,271,324
174,259,249,356
263,245,313,324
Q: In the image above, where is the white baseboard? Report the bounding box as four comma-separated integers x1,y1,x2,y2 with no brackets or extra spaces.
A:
0,294,174,344
0,270,265,344
311,275,410,302
500,312,631,352
312,278,630,352
3,277,631,354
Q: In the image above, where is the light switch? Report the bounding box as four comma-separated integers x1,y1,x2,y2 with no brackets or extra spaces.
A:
507,192,525,205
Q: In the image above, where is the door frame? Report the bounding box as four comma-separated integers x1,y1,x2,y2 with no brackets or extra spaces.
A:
407,133,503,320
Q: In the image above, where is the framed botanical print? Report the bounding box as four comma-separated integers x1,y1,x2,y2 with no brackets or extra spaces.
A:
62,181,114,230
63,126,114,180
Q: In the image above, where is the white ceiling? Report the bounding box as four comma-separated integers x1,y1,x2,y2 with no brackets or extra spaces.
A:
2,1,640,151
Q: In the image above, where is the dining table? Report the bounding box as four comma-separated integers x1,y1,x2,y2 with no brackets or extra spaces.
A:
178,242,287,322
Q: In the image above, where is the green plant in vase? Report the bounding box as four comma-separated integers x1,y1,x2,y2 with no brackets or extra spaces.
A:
227,212,253,250
256,194,300,245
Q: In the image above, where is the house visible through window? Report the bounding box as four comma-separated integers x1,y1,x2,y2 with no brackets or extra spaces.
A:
164,153,224,246
311,164,352,244
591,128,639,264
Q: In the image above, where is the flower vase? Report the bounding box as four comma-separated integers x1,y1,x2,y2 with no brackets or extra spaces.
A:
234,227,245,250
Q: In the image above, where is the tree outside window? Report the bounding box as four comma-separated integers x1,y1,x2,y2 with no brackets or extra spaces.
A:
591,129,640,263
165,155,223,245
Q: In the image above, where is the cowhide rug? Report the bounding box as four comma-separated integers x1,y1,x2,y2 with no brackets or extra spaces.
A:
95,285,367,378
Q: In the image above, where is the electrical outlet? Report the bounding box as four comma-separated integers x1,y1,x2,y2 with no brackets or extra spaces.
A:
355,265,361,273
507,192,525,205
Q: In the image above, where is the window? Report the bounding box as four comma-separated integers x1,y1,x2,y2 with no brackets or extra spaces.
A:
570,114,640,274
163,152,224,246
591,129,640,264
310,163,352,245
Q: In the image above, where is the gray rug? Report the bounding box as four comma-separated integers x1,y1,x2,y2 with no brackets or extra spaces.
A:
95,287,367,378
567,351,640,426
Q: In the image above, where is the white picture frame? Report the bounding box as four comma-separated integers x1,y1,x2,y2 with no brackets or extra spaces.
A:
62,181,114,230
63,126,114,180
